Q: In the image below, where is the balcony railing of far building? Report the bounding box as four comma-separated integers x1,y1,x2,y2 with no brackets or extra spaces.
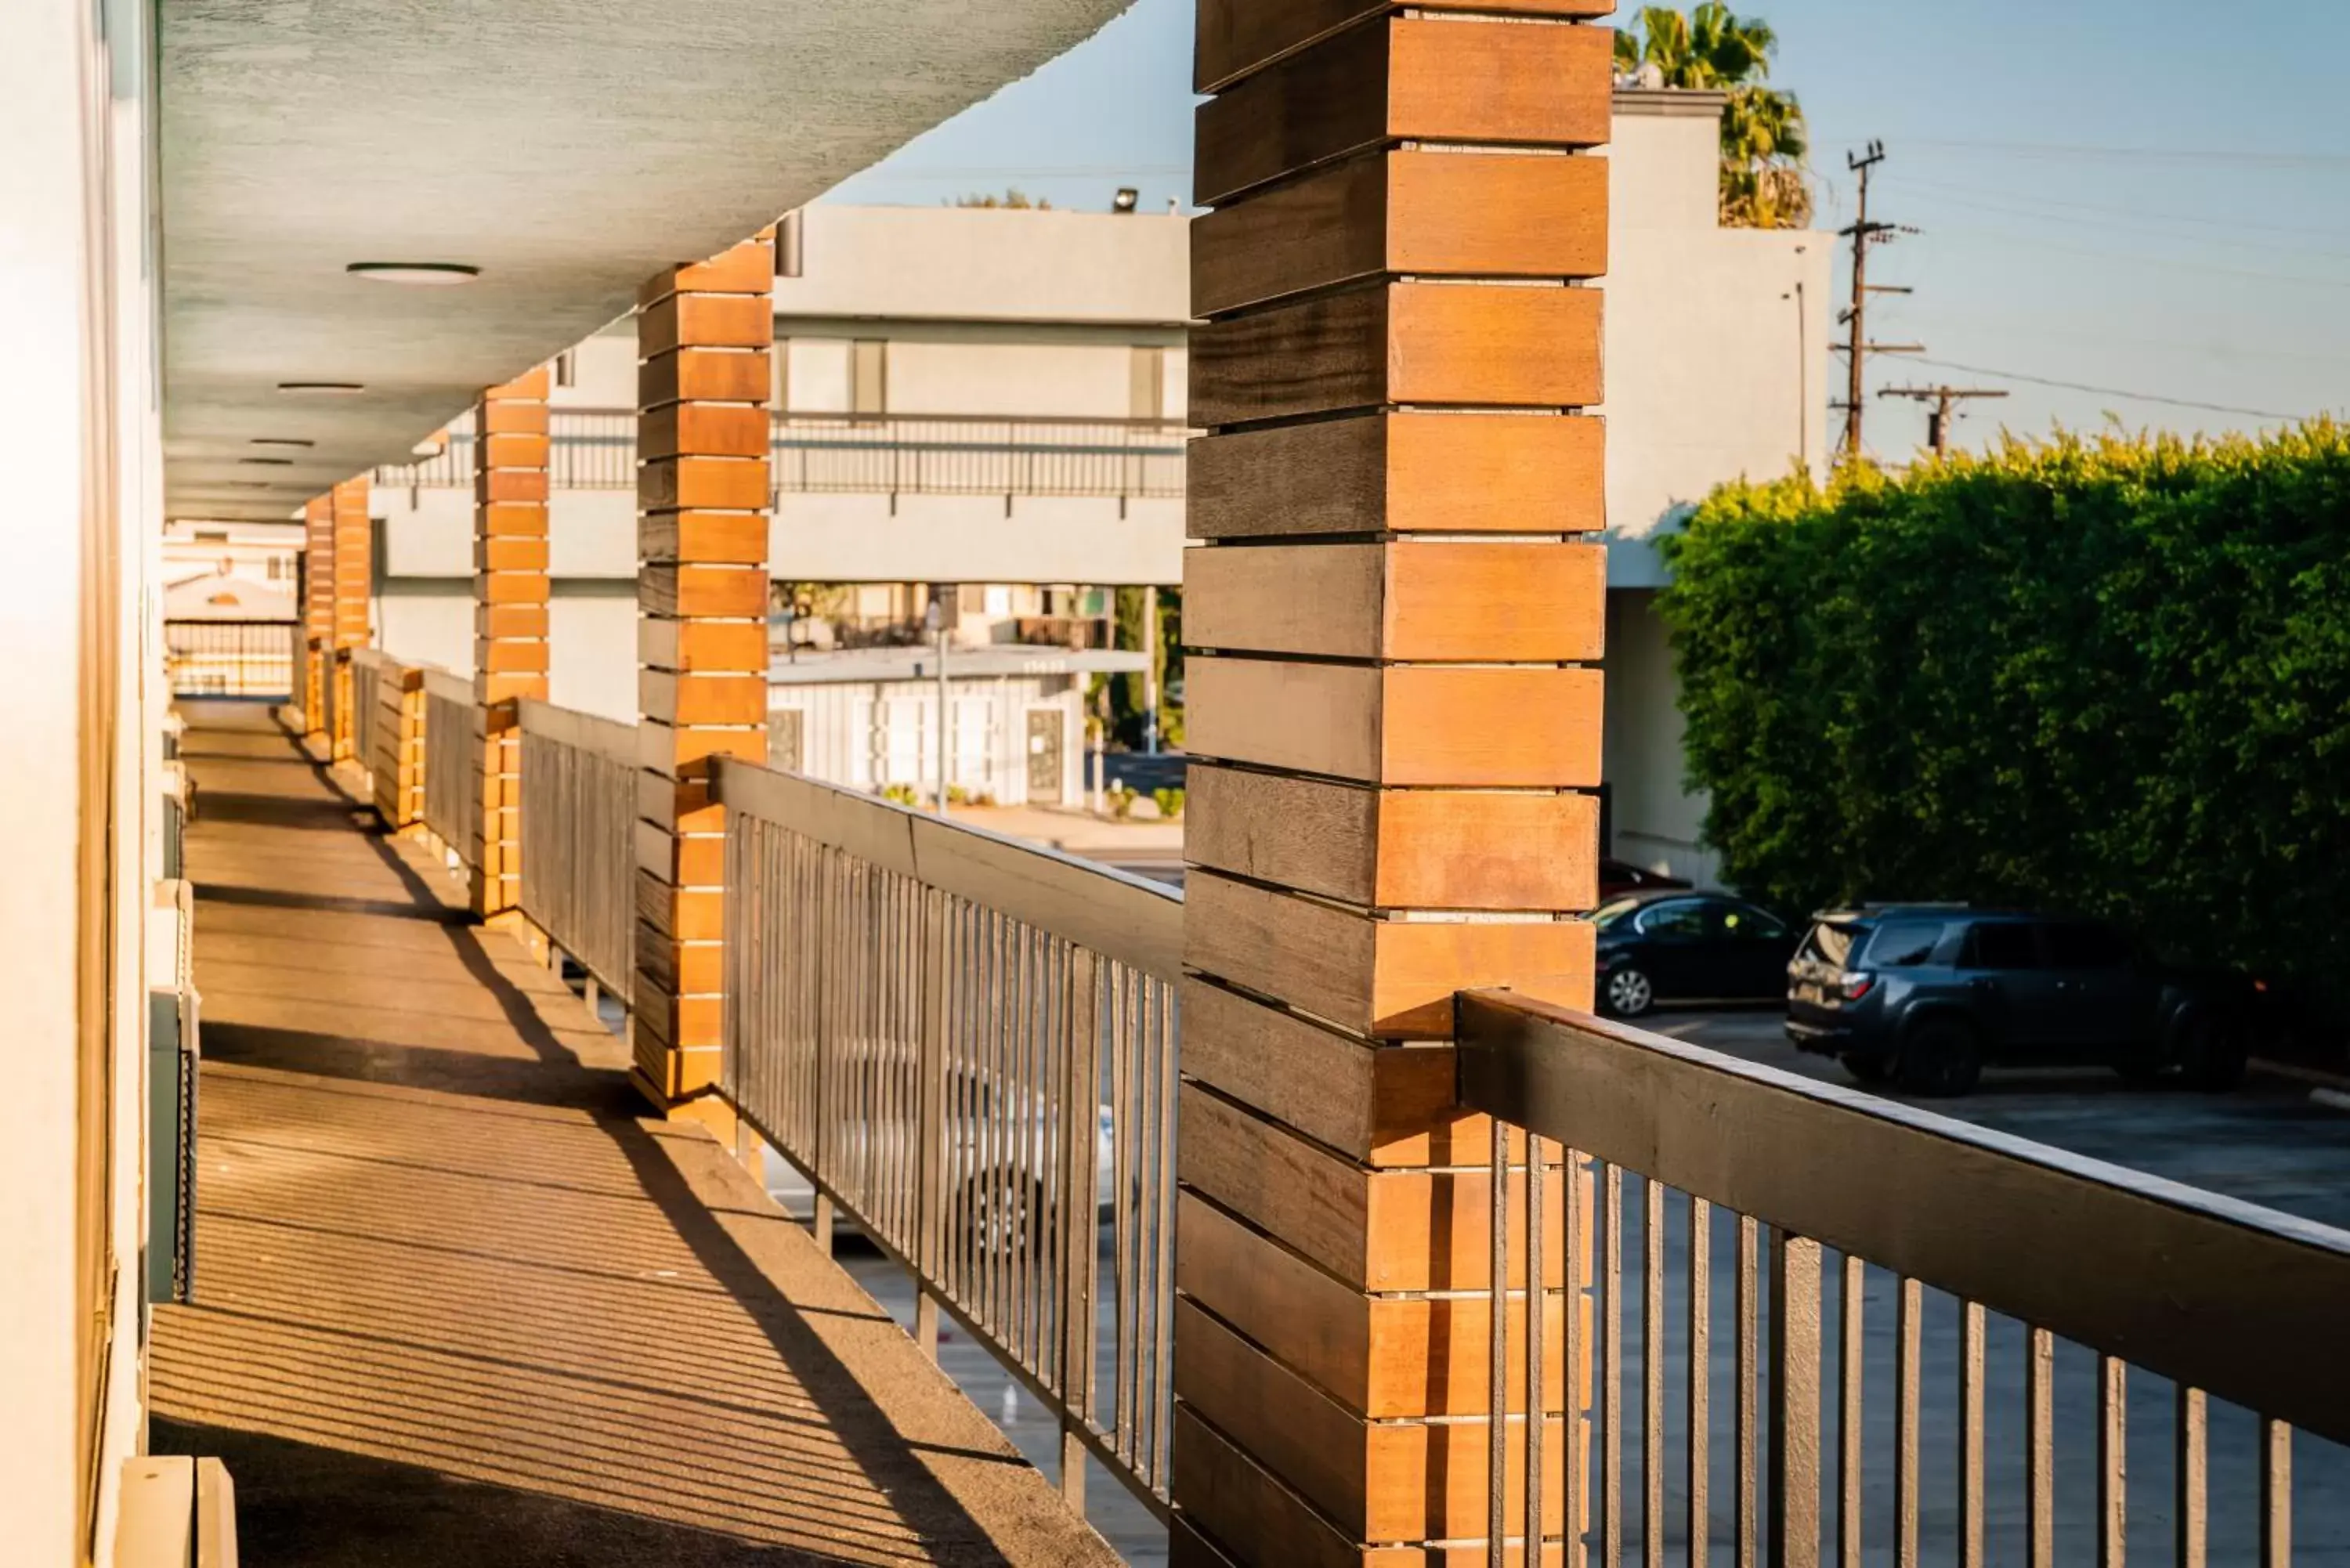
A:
376,410,1188,504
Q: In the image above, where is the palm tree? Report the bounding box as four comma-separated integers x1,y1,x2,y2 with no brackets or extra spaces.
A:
1614,5,1813,229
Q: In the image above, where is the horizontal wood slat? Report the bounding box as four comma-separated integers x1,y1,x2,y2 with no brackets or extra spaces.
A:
1184,870,1594,1038
1191,282,1601,428
1196,16,1612,206
1184,540,1604,661
638,346,772,409
1193,148,1607,316
1184,659,1603,786
1195,0,1617,93
1188,410,1607,540
1185,764,1600,912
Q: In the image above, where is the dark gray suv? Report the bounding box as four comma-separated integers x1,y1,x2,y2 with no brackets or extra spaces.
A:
1784,906,2251,1096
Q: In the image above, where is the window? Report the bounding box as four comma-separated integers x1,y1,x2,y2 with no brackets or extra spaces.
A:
1636,900,1712,939
851,338,888,420
1589,897,1646,930
1864,920,1950,967
1716,901,1788,941
2044,922,2131,969
553,349,575,388
1965,922,2041,970
771,336,791,410
1130,345,1166,422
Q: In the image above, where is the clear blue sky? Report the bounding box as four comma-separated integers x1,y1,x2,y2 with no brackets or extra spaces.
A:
826,0,2350,457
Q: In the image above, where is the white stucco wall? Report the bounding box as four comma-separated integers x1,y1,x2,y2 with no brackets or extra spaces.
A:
771,204,1190,326
1603,588,1722,887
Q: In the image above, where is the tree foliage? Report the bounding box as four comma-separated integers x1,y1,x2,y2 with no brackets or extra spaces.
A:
1658,425,2350,1003
1614,5,1813,228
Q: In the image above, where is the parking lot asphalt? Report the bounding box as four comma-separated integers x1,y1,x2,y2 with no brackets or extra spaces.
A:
1643,1005,2350,1232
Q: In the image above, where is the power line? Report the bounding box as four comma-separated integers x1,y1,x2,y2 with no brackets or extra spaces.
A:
1879,385,2008,455
1906,357,2314,422
1879,172,2350,244
1831,141,1922,462
1813,135,2350,171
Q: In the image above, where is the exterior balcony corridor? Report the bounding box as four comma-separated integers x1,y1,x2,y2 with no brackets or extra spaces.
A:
146,701,1115,1566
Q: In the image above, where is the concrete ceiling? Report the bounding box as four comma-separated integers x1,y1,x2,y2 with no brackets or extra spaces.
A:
161,0,1128,522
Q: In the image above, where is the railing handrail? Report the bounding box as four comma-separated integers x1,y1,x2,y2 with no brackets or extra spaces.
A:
1455,988,2350,1446
420,667,472,706
710,755,1181,981
516,696,634,765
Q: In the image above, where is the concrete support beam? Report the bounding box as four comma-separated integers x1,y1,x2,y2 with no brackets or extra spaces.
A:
631,231,774,1122
1172,3,1611,1562
471,367,552,917
329,476,371,758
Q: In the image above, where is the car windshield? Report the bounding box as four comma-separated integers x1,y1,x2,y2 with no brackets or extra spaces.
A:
1589,897,1646,930
1798,920,1863,968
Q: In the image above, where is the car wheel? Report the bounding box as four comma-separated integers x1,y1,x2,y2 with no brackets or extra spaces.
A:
1839,1052,1891,1086
1895,1017,1982,1097
2179,1013,2249,1093
959,1169,1045,1257
1603,966,1655,1019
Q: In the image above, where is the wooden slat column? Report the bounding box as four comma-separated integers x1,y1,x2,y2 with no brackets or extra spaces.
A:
329,476,371,758
631,231,774,1122
1173,4,1613,1563
471,368,553,918
301,494,334,735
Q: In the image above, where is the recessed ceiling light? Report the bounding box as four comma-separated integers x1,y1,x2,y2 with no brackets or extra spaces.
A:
277,381,365,396
221,480,277,490
345,262,480,285
239,457,294,466
251,437,315,448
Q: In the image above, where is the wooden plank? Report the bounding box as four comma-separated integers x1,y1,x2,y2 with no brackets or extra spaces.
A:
1383,663,1603,786
1172,1405,1363,1568
517,697,635,764
638,564,769,620
639,616,768,674
638,345,772,408
638,454,771,512
636,291,774,356
639,401,771,461
1180,1086,1571,1293
1191,282,1601,428
637,234,777,307
1195,0,1616,93
1180,976,1465,1165
1186,764,1600,912
1185,870,1593,1036
641,508,770,564
639,669,768,728
1185,659,1602,787
1197,16,1612,205
1193,148,1607,316
1188,410,1607,540
1184,540,1605,660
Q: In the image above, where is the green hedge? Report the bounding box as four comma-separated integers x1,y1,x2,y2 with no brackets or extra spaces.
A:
1658,425,2350,1001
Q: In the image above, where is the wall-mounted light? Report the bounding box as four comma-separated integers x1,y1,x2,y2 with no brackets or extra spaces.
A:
277,382,365,396
345,262,480,285
1112,188,1138,214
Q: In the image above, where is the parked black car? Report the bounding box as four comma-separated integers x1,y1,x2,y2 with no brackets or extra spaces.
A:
1593,891,1801,1018
1784,905,2254,1096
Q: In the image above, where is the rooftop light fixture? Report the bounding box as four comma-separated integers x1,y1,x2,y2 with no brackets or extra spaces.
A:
1112,187,1138,214
345,262,479,285
277,382,364,396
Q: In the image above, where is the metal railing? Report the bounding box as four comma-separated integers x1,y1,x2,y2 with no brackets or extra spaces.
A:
1457,992,2350,1568
374,409,1188,499
163,619,298,699
518,699,637,1006
711,755,1181,1513
420,670,477,867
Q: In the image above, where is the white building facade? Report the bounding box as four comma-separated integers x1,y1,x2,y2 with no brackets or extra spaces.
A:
368,92,1828,875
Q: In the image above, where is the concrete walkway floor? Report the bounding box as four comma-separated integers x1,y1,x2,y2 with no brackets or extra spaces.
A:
151,701,1116,1566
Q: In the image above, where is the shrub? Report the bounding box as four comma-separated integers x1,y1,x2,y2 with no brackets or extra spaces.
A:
1660,424,2350,1009
1152,786,1185,821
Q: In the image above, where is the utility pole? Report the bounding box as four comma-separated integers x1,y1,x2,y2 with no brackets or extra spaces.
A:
1831,140,1922,463
1878,385,2009,456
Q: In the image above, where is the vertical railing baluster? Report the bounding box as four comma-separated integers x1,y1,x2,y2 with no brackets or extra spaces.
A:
1060,945,1099,1508
1959,1301,1984,1568
2175,1386,2206,1568
1894,1277,1921,1568
2026,1327,2054,1568
1689,1196,1712,1568
1489,1118,1510,1568
916,886,945,1359
1736,1215,1759,1568
1838,1255,1863,1568
1601,1163,1623,1568
1769,1229,1822,1568
2098,1356,2128,1568
1564,1147,1588,1568
2259,1420,2291,1568
1526,1133,1547,1568
1643,1177,1665,1568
